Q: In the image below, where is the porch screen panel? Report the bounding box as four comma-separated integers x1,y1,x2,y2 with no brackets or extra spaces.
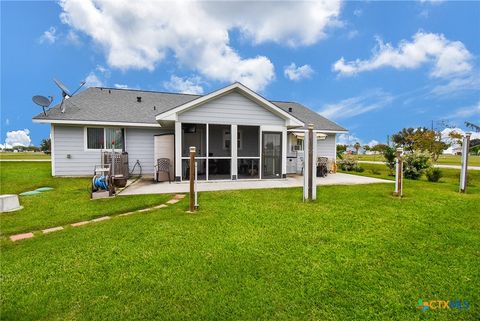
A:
87,127,104,149
238,126,259,157
208,124,230,157
182,123,206,157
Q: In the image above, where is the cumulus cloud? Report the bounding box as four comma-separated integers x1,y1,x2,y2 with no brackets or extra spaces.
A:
333,31,473,79
367,140,379,147
84,65,110,87
58,0,341,91
5,129,32,147
337,133,362,146
39,26,57,44
284,63,314,81
319,89,394,120
163,75,204,95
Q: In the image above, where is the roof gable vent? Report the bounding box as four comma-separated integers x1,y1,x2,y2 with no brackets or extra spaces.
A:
137,96,142,103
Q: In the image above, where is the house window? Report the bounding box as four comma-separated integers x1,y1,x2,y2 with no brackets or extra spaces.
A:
223,129,242,150
86,128,104,149
86,127,125,150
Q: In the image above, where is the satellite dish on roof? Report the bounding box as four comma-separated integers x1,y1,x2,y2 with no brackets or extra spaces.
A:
32,95,53,116
53,78,86,113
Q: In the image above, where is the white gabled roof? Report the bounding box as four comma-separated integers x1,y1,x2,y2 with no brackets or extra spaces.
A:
155,82,305,127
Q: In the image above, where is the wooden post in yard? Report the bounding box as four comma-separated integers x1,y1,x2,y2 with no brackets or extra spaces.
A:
189,146,196,212
459,133,471,193
394,147,403,197
308,124,314,201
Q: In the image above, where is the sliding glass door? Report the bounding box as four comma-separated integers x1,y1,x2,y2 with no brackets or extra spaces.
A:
262,132,282,178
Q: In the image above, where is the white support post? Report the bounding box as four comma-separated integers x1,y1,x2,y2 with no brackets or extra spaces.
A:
459,133,471,193
195,161,199,209
231,124,238,180
174,121,182,181
303,130,309,202
311,129,317,200
282,128,287,178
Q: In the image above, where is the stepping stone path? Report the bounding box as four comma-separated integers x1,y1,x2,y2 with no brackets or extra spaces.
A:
8,194,186,242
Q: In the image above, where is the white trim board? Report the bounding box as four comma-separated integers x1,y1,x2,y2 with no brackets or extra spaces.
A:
33,118,161,128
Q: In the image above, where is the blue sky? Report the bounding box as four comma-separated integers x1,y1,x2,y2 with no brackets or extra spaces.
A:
1,0,479,147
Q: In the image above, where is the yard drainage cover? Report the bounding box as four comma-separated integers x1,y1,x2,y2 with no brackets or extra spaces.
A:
19,191,42,196
35,187,54,192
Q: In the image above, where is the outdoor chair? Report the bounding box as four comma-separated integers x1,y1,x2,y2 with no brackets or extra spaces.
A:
155,158,171,183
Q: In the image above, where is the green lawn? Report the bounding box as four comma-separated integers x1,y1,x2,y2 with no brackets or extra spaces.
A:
352,154,480,166
1,162,479,320
0,162,170,237
0,151,51,160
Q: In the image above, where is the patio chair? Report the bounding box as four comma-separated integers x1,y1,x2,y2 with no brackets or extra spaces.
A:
155,158,171,183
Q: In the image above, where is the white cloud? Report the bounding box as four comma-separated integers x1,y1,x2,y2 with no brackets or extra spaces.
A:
367,140,379,147
447,101,480,120
353,9,362,17
441,127,480,142
333,31,473,79
84,65,109,87
347,30,359,39
5,129,32,147
319,89,394,120
163,75,204,95
419,0,445,4
337,133,362,146
284,63,314,81
66,30,81,45
430,74,480,96
39,26,57,44
114,84,129,89
58,0,341,91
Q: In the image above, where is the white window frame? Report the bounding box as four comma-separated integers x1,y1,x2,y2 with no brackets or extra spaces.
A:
84,126,127,152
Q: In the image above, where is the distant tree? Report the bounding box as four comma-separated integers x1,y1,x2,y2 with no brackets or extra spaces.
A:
363,145,371,153
371,144,388,154
391,127,448,161
336,144,347,159
382,146,396,176
353,142,361,154
40,138,51,153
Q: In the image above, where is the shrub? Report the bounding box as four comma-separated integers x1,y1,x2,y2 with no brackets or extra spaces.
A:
339,156,363,172
403,152,431,180
426,168,443,182
382,146,396,176
370,168,381,175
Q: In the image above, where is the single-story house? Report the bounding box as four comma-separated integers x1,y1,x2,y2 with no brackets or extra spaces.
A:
33,82,347,181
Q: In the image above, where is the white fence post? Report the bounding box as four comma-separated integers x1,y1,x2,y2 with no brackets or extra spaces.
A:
459,133,471,193
394,147,403,197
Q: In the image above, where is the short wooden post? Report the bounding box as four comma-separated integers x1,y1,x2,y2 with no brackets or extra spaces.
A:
394,147,403,197
189,146,196,212
459,133,471,193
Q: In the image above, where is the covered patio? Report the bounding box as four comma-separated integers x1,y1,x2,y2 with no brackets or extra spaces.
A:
119,173,393,195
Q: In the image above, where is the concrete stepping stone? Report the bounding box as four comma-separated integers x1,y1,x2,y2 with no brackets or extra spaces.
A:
10,232,34,242
118,212,135,217
71,221,90,227
166,199,179,204
42,226,63,234
174,194,185,199
92,216,111,222
154,204,168,209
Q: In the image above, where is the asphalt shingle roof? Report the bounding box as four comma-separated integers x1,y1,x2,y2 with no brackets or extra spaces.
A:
33,87,347,132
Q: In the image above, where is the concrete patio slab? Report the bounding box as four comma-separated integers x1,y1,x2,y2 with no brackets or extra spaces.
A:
10,232,34,242
120,173,393,195
42,226,64,234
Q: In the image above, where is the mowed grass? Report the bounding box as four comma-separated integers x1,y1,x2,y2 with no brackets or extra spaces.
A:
0,152,51,160
0,162,170,236
352,154,480,166
1,163,479,320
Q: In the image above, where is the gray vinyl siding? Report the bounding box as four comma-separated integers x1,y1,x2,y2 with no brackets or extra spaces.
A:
53,125,166,176
53,125,99,176
317,134,336,160
178,92,285,126
126,128,169,176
